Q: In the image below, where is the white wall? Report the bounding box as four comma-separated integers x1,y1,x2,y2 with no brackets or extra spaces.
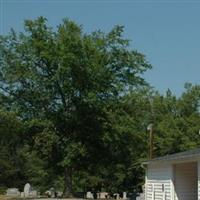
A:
145,162,173,200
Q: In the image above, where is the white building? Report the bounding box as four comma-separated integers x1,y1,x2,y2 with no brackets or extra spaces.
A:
144,148,200,200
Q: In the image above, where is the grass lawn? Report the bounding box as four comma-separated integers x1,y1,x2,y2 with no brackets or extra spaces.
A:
0,195,21,200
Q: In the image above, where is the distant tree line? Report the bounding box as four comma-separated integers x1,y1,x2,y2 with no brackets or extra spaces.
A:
0,17,200,196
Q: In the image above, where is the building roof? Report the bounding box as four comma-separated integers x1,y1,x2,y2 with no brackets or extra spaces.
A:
146,148,200,163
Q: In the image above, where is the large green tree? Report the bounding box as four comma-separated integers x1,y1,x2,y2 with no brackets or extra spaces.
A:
108,84,200,190
2,17,198,196
153,84,200,156
0,17,151,195
0,110,24,190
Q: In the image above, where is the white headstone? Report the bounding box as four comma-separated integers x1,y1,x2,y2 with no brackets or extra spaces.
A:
99,192,109,199
6,188,20,196
97,192,109,199
57,191,63,198
45,190,51,197
30,190,37,197
123,192,127,199
24,183,31,197
50,187,55,198
113,193,120,199
21,192,24,197
136,193,145,200
86,191,94,199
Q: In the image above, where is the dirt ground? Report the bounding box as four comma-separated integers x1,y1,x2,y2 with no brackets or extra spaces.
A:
0,196,16,200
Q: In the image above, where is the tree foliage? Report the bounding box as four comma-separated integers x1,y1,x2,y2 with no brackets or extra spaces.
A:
0,17,200,195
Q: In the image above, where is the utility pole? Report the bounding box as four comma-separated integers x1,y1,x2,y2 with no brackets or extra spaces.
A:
147,124,154,160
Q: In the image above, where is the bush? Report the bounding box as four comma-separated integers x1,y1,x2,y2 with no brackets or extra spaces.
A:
0,187,6,195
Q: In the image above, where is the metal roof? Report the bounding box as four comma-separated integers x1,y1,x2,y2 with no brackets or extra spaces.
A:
147,148,200,163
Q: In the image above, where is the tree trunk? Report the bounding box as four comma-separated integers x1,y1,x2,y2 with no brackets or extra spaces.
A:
63,167,73,197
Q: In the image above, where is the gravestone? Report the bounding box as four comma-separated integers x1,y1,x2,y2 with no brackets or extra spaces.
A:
57,191,63,198
24,183,31,197
97,192,109,199
86,191,94,199
136,193,145,200
30,190,38,197
50,187,55,198
123,192,127,199
113,193,120,199
21,192,24,197
6,188,20,196
45,190,51,197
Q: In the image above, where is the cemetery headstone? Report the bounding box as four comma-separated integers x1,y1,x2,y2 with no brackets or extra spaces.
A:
6,188,20,196
57,191,63,198
21,192,24,197
24,183,31,197
123,192,127,199
113,193,120,199
86,191,94,199
45,190,51,197
30,190,38,197
50,187,55,198
136,193,145,200
97,192,109,199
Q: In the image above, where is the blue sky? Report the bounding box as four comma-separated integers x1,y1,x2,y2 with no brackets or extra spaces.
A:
1,0,200,96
